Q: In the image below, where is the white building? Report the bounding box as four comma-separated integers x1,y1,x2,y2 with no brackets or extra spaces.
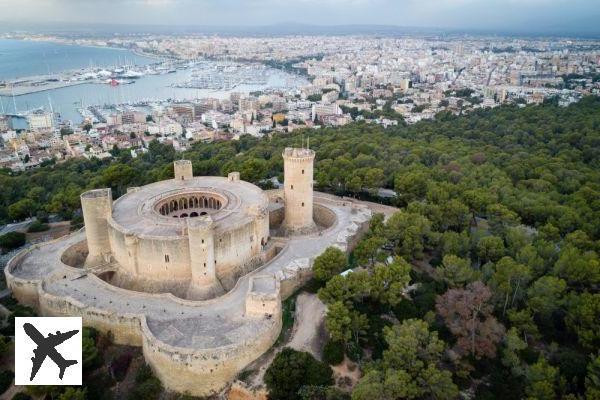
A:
26,110,54,130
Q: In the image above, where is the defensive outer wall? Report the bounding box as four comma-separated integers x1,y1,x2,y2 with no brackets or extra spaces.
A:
5,192,373,396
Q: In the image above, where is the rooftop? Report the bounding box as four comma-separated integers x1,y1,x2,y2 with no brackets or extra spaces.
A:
110,176,268,237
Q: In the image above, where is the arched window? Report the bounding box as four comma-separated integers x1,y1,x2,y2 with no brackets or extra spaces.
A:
180,213,188,218
190,212,198,217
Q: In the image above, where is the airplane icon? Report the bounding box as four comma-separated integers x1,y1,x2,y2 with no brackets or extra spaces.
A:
23,322,79,381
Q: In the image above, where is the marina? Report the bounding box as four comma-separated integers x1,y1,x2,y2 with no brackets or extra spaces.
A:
0,40,308,123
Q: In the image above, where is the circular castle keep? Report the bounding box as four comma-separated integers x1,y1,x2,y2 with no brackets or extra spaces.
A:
5,148,374,396
82,160,270,300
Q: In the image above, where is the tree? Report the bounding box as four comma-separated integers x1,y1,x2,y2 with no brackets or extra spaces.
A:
440,199,471,232
440,230,470,257
264,348,333,400
525,357,558,400
437,254,478,288
82,328,101,371
325,301,353,344
46,184,83,219
508,308,540,344
58,388,86,400
526,276,567,319
353,319,458,400
322,339,344,366
0,231,26,253
488,256,532,315
436,281,505,359
585,353,600,400
505,226,532,257
346,175,362,194
313,247,348,282
298,386,349,400
325,301,368,345
477,235,505,263
487,203,520,235
363,168,384,189
367,213,385,238
385,212,432,260
27,220,49,233
553,246,600,288
0,335,10,358
99,164,137,197
128,363,162,400
517,244,547,278
0,371,14,396
353,236,385,267
318,270,371,306
370,257,411,306
566,292,600,351
8,198,37,221
501,327,528,377
394,171,429,202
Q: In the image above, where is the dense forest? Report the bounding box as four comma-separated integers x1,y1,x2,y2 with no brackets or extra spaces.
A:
1,96,599,399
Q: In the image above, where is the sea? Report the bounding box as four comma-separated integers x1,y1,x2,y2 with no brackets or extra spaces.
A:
0,39,307,123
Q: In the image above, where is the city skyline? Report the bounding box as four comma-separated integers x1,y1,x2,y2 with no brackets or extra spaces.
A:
1,0,599,36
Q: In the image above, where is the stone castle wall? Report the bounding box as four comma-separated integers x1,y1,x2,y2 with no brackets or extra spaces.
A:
105,212,268,295
141,315,282,396
4,191,374,397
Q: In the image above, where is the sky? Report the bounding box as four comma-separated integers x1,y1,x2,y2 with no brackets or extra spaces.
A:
0,0,599,36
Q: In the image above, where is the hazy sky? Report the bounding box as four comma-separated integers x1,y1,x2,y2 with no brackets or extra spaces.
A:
1,0,599,34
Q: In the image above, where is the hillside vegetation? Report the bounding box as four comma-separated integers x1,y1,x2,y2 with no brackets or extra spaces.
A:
1,96,599,399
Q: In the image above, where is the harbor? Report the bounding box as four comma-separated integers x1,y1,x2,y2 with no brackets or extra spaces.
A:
0,60,308,123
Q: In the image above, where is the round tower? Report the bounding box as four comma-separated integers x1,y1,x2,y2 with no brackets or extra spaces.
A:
282,147,316,233
81,188,113,266
174,160,193,181
186,216,223,299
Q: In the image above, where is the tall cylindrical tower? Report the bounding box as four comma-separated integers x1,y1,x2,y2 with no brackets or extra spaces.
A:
174,160,193,181
187,216,223,299
282,147,316,233
81,188,113,266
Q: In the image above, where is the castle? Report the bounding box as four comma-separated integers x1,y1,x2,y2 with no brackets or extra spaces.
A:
5,148,373,396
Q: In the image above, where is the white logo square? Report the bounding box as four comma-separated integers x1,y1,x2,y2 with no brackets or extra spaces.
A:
14,317,82,386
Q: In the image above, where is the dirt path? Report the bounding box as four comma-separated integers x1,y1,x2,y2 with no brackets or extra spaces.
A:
244,292,328,389
287,292,327,360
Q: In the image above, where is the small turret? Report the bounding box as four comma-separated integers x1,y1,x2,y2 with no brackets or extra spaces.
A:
81,188,112,266
174,160,193,181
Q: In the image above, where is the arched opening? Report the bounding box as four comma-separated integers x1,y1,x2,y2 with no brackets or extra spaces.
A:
200,211,207,216
180,213,189,218
190,212,199,217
